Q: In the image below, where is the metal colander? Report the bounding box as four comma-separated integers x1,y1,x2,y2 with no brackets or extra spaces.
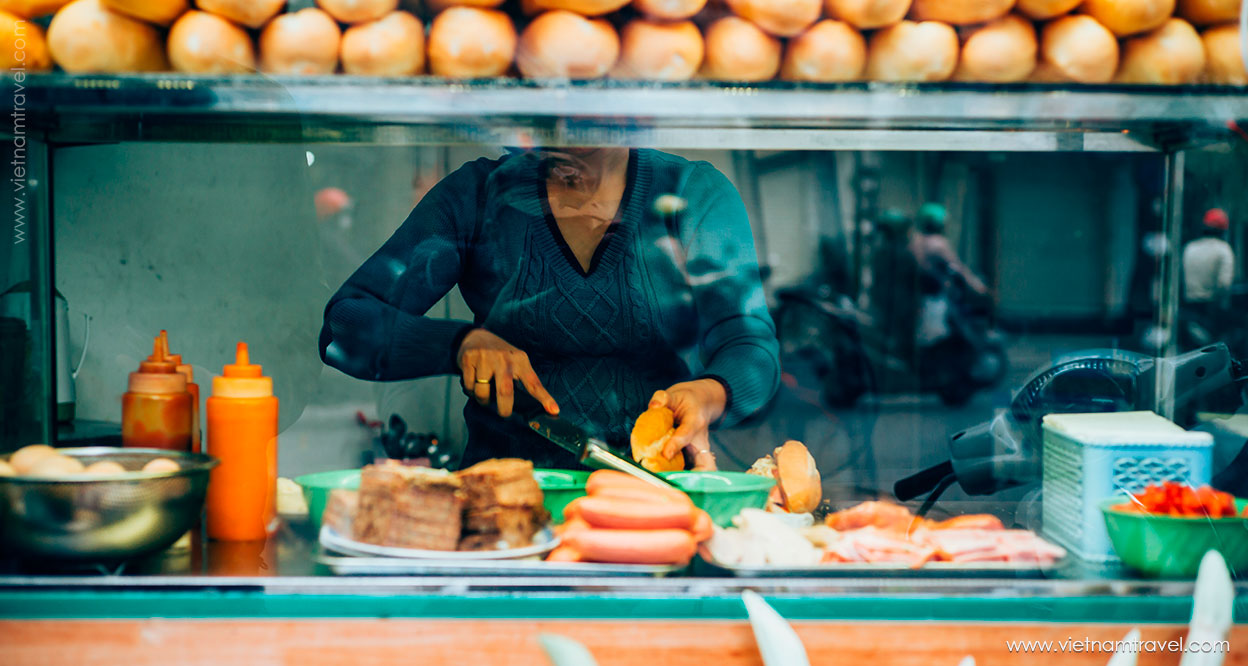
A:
0,447,218,562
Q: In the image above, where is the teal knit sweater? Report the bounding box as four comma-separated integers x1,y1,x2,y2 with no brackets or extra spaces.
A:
319,149,779,468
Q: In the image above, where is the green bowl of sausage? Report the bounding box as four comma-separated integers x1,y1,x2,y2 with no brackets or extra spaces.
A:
535,469,592,524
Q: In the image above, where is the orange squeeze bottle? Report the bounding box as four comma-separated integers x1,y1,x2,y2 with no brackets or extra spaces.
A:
121,334,192,451
160,331,202,455
206,342,279,542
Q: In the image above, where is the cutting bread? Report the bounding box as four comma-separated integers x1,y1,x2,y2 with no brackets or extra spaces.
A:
1081,0,1175,36
1037,15,1119,83
1115,17,1206,84
747,440,822,514
866,20,959,81
630,406,684,473
781,19,867,81
1202,23,1247,85
954,14,1037,82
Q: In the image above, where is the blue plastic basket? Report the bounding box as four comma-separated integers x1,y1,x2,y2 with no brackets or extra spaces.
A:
1041,411,1213,562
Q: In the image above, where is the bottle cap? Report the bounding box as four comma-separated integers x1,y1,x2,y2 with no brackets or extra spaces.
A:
129,334,187,394
160,330,194,383
213,342,273,399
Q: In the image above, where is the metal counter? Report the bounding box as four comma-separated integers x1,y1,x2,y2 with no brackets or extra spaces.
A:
1,520,1245,623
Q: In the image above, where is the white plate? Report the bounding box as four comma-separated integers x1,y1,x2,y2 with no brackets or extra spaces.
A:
319,524,559,560
317,554,683,577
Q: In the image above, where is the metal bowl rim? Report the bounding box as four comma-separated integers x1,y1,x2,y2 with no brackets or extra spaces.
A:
0,446,218,484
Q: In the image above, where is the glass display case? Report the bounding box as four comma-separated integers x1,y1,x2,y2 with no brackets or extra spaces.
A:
2,74,1246,662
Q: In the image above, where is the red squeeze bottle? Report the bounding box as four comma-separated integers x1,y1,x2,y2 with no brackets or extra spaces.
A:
160,331,202,455
206,342,279,541
121,334,193,451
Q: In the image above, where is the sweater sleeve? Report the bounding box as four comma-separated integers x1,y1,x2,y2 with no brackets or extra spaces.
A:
681,163,781,427
318,160,488,381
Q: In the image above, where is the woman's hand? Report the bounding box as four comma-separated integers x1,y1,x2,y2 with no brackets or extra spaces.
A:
458,328,559,419
649,380,727,471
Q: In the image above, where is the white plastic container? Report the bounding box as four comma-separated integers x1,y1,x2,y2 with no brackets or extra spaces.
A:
1041,411,1213,562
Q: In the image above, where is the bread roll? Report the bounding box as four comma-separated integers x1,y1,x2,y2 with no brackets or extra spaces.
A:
340,10,424,75
824,0,910,29
0,9,52,70
196,0,284,29
633,0,707,19
954,13,1036,81
1081,0,1175,36
612,18,703,80
725,0,822,36
0,0,71,18
1116,17,1206,83
866,20,958,80
1038,15,1119,82
517,10,618,78
317,0,398,23
47,0,167,72
259,8,341,75
531,0,631,15
1202,23,1247,84
908,0,1014,24
424,0,506,13
100,0,185,25
747,441,822,513
428,6,516,77
781,19,866,80
700,15,782,80
1177,0,1240,25
168,9,255,73
1014,0,1080,19
630,406,683,473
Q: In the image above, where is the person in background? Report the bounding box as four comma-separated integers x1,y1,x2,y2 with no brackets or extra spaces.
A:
908,203,988,346
1182,207,1236,337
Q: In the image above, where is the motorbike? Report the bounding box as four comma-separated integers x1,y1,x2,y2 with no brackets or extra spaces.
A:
773,267,1008,408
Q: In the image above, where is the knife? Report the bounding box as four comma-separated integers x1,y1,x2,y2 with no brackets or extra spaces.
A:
508,389,676,491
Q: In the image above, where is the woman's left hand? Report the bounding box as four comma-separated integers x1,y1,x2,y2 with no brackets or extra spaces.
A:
649,380,727,471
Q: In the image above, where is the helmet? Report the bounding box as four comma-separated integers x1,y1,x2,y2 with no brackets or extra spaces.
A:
1203,208,1230,231
917,203,947,234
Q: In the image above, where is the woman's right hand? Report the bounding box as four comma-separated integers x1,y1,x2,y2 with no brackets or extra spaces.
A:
457,328,560,419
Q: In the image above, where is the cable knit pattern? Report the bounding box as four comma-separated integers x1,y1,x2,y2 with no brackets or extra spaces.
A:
320,149,779,468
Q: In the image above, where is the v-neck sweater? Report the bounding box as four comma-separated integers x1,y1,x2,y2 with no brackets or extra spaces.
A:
319,149,779,468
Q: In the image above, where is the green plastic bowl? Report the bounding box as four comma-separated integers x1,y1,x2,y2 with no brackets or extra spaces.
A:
534,469,591,524
294,469,361,528
1102,497,1248,578
660,471,775,527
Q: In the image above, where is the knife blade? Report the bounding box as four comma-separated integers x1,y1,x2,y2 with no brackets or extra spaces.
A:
509,389,675,490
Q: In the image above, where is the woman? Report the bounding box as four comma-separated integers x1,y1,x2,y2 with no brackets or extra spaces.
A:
319,147,779,470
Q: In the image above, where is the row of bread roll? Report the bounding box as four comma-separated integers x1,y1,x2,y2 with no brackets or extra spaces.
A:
28,0,1248,84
